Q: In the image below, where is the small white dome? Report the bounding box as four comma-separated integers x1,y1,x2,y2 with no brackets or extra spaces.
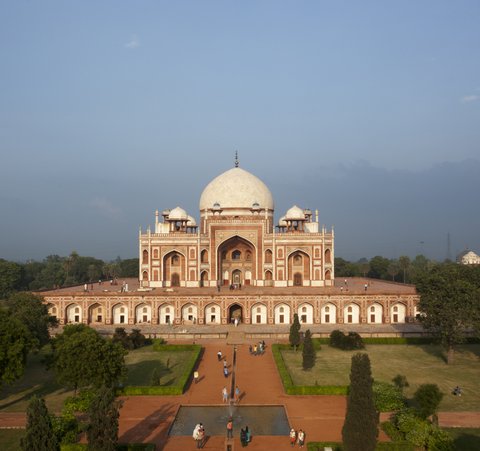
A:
169,206,188,221
199,167,274,211
278,216,287,226
285,205,305,220
187,215,197,226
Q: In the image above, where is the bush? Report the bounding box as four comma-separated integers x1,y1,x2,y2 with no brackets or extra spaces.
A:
63,390,96,415
381,421,404,442
375,443,415,451
329,330,364,350
392,375,409,392
413,384,443,419
426,428,454,451
395,410,431,448
373,382,405,412
52,413,79,445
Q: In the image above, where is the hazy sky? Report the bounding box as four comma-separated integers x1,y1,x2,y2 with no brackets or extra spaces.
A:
1,1,479,262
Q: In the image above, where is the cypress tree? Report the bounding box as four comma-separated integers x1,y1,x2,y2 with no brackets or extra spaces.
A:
87,386,120,451
342,353,378,451
21,395,59,451
289,313,301,351
302,329,316,370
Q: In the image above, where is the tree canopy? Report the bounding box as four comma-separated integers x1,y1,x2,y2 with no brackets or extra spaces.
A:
416,263,480,363
5,292,57,349
49,324,127,392
0,309,32,388
289,313,301,351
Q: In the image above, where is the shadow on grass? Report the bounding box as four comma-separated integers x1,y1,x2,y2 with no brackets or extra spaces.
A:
0,351,68,412
125,359,173,386
451,431,480,451
120,402,179,451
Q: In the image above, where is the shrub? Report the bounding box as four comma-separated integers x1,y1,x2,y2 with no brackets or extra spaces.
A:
373,382,405,412
426,427,454,451
413,384,443,419
329,330,364,350
395,410,430,448
63,390,96,415
51,413,79,445
380,421,404,442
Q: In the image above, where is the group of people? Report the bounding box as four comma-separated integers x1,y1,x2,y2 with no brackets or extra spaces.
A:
453,385,463,396
249,340,266,356
289,428,306,448
192,423,206,449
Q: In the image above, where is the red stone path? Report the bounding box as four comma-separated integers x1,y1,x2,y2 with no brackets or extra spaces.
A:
2,339,480,450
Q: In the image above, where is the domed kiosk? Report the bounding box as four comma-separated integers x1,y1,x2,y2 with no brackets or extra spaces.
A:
139,159,334,292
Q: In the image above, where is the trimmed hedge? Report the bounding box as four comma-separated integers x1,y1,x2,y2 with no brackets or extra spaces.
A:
307,443,414,451
118,344,202,396
61,445,155,451
272,344,348,395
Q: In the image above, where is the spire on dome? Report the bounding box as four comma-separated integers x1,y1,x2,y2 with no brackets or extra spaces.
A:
235,151,239,168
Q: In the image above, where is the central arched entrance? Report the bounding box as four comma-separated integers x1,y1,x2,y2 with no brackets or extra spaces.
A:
228,304,243,324
218,236,256,286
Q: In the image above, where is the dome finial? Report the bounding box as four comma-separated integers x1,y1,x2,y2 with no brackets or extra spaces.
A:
235,150,239,168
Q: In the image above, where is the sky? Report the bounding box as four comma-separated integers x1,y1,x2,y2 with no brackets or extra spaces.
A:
0,1,479,262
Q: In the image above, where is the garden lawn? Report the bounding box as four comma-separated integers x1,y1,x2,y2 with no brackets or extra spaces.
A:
445,427,480,451
281,344,480,411
124,345,196,386
0,429,24,451
0,349,73,413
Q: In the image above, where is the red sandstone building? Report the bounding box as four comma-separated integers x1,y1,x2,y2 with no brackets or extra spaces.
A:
43,161,419,329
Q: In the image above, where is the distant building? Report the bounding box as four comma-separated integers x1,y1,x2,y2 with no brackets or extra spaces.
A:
457,250,480,265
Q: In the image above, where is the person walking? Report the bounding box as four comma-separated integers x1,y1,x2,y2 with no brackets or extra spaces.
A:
297,429,305,448
222,386,228,403
223,366,229,378
289,428,296,447
192,423,202,449
226,417,234,439
193,371,199,384
245,426,251,444
197,424,205,449
217,350,222,361
235,385,241,404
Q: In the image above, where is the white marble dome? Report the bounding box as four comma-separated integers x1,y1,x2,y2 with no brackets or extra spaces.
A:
169,206,188,220
187,215,197,226
285,205,305,220
278,216,287,226
199,167,274,211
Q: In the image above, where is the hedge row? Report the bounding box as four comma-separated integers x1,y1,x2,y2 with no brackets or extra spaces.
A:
307,442,414,451
312,336,480,345
118,344,202,396
271,344,348,395
61,446,155,451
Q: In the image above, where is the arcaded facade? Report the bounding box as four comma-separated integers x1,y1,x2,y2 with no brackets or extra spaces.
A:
139,163,334,288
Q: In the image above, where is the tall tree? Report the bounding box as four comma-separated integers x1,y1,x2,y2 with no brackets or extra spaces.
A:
342,353,378,451
413,384,443,419
368,256,390,280
21,395,59,451
416,263,479,363
398,256,411,284
87,386,121,451
0,310,32,388
50,324,126,392
289,313,301,351
302,329,316,370
6,292,57,349
0,259,23,298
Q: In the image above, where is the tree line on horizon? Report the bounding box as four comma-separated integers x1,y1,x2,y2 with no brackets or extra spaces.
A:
0,252,138,297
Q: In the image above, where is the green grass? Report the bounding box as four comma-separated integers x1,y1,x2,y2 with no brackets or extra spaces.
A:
124,345,196,387
0,344,196,413
0,429,24,451
445,428,480,451
0,349,74,413
281,344,480,411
